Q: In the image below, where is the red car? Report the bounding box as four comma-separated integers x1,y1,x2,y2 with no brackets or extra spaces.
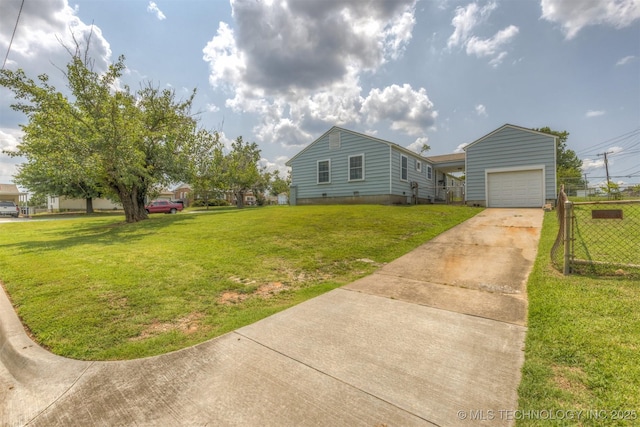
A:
145,200,184,214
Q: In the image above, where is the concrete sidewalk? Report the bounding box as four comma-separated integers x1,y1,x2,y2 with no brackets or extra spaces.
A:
1,208,543,426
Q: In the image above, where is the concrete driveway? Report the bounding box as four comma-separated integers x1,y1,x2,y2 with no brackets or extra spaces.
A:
0,208,543,426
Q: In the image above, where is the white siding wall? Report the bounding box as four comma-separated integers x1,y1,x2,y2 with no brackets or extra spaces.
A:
57,197,122,210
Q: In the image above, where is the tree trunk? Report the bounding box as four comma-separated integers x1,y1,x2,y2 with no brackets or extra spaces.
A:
117,185,148,223
85,197,94,214
236,190,244,209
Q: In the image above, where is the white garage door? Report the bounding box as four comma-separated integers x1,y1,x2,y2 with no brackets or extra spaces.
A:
487,169,544,207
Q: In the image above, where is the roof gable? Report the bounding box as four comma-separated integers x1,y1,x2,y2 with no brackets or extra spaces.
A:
463,124,557,151
285,126,429,166
0,183,20,195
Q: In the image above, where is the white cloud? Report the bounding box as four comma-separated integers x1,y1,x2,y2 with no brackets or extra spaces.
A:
586,110,606,118
446,2,518,66
581,158,605,171
608,145,624,154
0,127,22,154
0,0,111,72
454,142,469,153
475,104,488,116
209,0,416,92
0,128,25,182
540,0,640,39
259,155,290,177
202,0,423,146
447,1,497,49
407,136,430,154
616,55,636,66
202,22,245,90
465,25,519,66
206,103,220,113
147,2,166,20
361,84,438,136
581,146,624,171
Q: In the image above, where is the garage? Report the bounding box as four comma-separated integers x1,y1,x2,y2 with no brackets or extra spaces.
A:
487,168,544,208
464,125,557,207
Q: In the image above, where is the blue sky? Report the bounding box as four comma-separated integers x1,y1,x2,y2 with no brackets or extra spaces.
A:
1,0,639,189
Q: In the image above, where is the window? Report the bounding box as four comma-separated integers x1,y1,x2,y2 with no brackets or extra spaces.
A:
416,160,422,172
317,160,331,184
427,165,432,180
400,155,408,181
349,154,364,181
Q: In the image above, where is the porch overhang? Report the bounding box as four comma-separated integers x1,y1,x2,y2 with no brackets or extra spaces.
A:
426,153,465,174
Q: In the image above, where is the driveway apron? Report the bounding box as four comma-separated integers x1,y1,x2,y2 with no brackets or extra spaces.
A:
1,208,543,426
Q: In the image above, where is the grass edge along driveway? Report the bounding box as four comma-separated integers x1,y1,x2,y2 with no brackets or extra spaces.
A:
0,204,480,361
517,211,640,426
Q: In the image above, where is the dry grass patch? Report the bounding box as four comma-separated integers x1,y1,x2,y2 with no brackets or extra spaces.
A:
131,312,205,341
218,280,289,305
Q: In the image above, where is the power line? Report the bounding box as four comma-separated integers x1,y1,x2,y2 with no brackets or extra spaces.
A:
2,0,25,70
609,149,640,157
578,128,640,157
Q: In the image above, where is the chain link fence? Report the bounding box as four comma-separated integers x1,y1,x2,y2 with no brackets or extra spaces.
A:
552,195,640,277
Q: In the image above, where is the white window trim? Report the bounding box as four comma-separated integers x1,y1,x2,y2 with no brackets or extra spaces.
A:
348,153,365,182
416,160,422,172
400,154,408,182
427,165,433,180
317,159,331,184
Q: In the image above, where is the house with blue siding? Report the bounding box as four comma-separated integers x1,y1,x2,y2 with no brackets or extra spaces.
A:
464,124,557,207
286,127,437,205
286,124,557,208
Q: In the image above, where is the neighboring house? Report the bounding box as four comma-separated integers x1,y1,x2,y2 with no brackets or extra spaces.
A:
277,192,289,205
286,124,557,208
155,189,175,201
464,124,557,208
48,196,122,211
173,184,191,203
286,127,436,205
0,183,23,204
222,189,257,206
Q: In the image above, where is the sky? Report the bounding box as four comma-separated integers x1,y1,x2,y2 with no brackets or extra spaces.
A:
1,0,639,190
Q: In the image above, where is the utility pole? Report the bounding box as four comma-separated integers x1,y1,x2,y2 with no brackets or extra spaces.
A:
598,151,614,196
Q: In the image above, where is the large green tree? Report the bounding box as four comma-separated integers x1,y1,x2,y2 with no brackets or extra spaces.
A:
2,69,105,213
1,52,196,222
269,171,290,197
222,136,265,208
185,128,225,209
534,127,586,193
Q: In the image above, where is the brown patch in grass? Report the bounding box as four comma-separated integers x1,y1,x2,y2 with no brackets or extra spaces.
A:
218,291,249,305
130,312,205,341
102,291,128,309
255,281,286,296
552,365,589,394
217,281,289,305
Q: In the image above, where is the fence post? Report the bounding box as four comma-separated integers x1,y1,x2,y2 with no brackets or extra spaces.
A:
563,201,573,275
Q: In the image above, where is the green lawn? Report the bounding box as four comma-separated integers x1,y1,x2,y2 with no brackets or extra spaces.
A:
571,202,640,274
0,204,480,360
517,212,640,426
